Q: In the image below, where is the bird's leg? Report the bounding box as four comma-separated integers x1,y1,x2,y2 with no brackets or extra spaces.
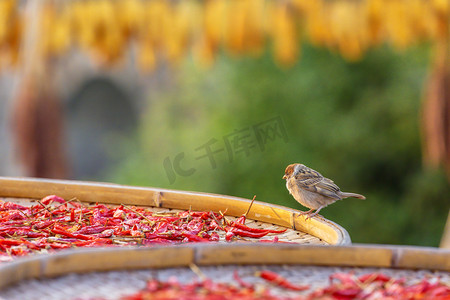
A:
297,208,315,216
305,205,325,220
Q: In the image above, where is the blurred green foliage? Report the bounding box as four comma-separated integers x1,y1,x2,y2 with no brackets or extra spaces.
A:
109,44,450,246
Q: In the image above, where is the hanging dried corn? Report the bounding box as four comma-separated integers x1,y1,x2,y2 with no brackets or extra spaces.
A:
0,0,447,71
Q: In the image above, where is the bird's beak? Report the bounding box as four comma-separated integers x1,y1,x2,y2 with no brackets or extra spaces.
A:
282,175,287,180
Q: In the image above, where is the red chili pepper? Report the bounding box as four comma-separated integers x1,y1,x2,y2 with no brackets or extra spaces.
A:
153,222,169,234
233,270,253,289
225,231,235,242
208,220,221,231
26,231,48,238
0,239,23,246
235,215,246,225
358,273,391,284
113,209,125,219
257,270,310,291
0,228,32,237
258,237,297,244
95,229,114,238
209,232,220,242
33,220,56,229
7,211,27,220
427,285,450,298
116,229,131,236
0,202,27,211
330,272,358,285
52,228,93,240
186,219,204,234
48,242,72,249
231,222,287,234
70,209,75,222
0,225,31,231
332,287,361,298
142,238,179,245
225,226,271,239
76,225,114,235
41,195,66,205
181,232,210,242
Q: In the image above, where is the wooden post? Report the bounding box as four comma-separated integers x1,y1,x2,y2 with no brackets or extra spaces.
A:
440,211,450,249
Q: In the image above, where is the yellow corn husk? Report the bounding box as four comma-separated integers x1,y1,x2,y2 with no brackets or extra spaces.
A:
117,0,144,39
143,0,170,50
71,1,97,51
1,0,450,70
164,1,196,65
0,0,20,69
271,2,299,68
136,0,166,70
405,0,427,41
243,0,266,56
40,4,71,59
431,0,450,41
365,0,384,46
192,37,216,69
137,39,157,72
51,8,71,56
432,0,449,15
87,0,126,66
203,0,227,51
384,0,414,50
328,1,366,61
40,4,54,57
1,13,21,69
291,0,312,14
224,0,248,55
0,0,16,44
422,3,440,41
304,1,329,47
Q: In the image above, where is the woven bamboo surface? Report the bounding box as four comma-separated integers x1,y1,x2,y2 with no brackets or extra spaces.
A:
0,244,449,299
0,177,351,245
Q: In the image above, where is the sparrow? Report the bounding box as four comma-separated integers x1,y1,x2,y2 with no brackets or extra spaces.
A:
283,163,365,219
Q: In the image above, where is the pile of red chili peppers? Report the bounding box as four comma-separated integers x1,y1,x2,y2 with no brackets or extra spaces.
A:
111,270,450,300
0,195,286,261
309,272,450,299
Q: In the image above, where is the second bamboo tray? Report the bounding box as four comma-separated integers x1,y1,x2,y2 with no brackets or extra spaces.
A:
0,244,449,296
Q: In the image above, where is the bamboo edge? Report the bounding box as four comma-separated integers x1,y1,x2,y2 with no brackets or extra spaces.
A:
0,244,448,290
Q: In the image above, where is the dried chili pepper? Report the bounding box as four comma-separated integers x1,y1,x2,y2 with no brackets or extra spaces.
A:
231,221,287,234
358,272,391,284
226,226,273,239
311,272,450,299
181,232,211,243
257,270,310,291
41,195,66,205
233,270,254,289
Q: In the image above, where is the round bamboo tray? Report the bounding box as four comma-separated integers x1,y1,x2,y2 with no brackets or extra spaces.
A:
0,244,448,299
0,177,350,245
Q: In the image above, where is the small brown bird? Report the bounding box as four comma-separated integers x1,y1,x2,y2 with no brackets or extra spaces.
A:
283,163,365,219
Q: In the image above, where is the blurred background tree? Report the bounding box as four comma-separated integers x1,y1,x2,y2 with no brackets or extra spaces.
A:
109,44,449,246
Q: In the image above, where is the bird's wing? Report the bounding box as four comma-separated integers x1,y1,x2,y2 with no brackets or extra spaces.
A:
294,166,342,200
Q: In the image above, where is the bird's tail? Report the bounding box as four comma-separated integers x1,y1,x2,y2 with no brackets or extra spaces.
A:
340,192,366,200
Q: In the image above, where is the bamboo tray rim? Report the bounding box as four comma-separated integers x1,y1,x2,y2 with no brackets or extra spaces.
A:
0,176,351,245
0,244,449,290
